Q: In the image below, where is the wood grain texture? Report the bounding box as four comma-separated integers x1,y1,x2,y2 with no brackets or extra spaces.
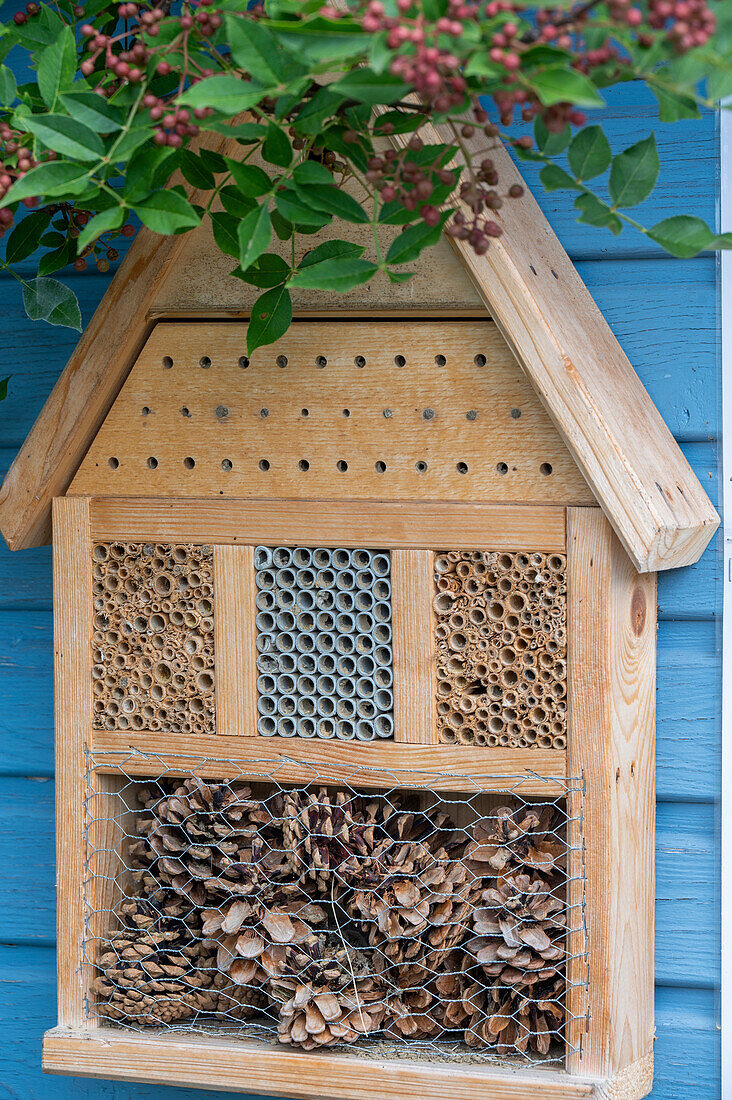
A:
0,130,243,553
52,496,92,1028
566,508,655,1080
90,730,566,794
42,1029,598,1099
213,545,257,737
87,497,568,550
382,124,718,574
391,550,437,743
69,321,592,505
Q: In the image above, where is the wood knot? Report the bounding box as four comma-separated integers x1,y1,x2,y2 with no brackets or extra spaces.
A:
630,586,646,636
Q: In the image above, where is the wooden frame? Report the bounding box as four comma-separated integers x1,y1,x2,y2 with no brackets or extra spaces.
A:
44,495,655,1100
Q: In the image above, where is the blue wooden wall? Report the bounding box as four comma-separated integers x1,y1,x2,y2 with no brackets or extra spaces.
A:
0,63,721,1100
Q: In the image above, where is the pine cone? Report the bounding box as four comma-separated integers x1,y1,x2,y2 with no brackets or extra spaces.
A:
131,778,287,908
273,975,387,1049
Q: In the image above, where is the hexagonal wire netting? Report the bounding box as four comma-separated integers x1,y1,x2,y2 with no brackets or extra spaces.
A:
83,751,588,1067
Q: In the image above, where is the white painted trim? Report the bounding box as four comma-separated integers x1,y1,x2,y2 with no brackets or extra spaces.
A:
720,103,732,1100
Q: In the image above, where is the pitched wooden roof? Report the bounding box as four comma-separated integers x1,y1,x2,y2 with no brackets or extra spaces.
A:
0,125,718,571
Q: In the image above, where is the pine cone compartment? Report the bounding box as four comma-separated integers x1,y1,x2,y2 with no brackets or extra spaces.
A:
93,782,571,1061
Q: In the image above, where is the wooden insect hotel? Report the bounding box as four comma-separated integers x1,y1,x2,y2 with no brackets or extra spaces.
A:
0,129,719,1100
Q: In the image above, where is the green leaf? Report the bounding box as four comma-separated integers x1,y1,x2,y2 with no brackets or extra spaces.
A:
0,161,91,207
299,239,365,267
275,187,331,229
177,75,275,114
0,376,9,401
219,185,257,219
294,183,368,224
204,120,268,142
225,158,272,197
608,134,659,208
539,163,581,192
368,31,391,76
289,255,378,292
262,122,292,168
179,149,215,191
124,145,178,203
38,238,73,275
385,216,448,266
0,65,18,107
247,284,292,353
647,215,714,258
13,5,64,47
199,148,228,175
210,211,241,259
530,66,604,108
268,17,366,63
330,70,409,106
134,190,201,234
292,86,342,135
651,84,701,122
59,91,124,133
112,121,155,161
464,54,503,79
567,125,611,181
238,203,272,271
270,207,293,240
292,161,335,187
226,13,301,84
76,207,124,253
235,252,289,288
533,117,570,156
4,208,52,263
22,276,81,329
22,114,103,162
36,25,76,109
574,193,622,235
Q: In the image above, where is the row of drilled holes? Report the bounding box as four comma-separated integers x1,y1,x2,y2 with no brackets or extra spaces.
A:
160,354,488,371
107,456,554,476
141,405,523,422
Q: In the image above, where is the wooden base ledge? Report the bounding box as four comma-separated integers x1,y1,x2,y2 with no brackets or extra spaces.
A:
90,732,568,795
41,1029,633,1100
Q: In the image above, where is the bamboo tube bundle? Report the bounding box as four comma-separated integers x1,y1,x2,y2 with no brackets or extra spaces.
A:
91,542,216,735
433,551,566,749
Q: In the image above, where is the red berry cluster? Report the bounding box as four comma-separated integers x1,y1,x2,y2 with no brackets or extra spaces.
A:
647,0,716,50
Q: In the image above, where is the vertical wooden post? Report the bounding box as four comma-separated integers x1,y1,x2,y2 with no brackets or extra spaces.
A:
53,495,93,1027
566,507,655,1085
391,549,437,743
214,544,258,736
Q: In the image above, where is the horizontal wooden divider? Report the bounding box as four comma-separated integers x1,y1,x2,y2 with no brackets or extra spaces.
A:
90,731,567,795
42,1029,596,1099
86,497,568,551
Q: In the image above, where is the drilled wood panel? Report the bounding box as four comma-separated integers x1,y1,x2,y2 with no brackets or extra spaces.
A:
70,322,593,505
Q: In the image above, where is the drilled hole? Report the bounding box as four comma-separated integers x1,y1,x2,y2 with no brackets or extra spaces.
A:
141,406,151,416
239,356,250,369
456,461,468,474
354,355,366,368
259,459,270,472
337,459,348,472
161,356,173,369
466,409,477,421
415,460,428,473
199,356,211,369
315,355,327,368
394,354,406,367
375,460,386,473
423,408,435,420
147,457,158,469
277,355,288,368
474,353,487,366
260,408,269,418
180,407,191,418
342,408,351,418
298,459,310,471
540,462,553,476
183,457,195,469
222,459,233,471
215,405,228,420
435,354,446,366
301,408,309,417
497,461,508,474
510,407,522,419
108,457,119,469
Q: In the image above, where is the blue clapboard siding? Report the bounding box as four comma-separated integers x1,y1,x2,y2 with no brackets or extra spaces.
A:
0,47,721,1100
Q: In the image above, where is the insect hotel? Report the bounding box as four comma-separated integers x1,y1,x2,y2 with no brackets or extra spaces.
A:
0,131,718,1100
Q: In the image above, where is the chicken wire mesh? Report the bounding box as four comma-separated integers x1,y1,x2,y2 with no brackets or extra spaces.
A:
83,752,587,1067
